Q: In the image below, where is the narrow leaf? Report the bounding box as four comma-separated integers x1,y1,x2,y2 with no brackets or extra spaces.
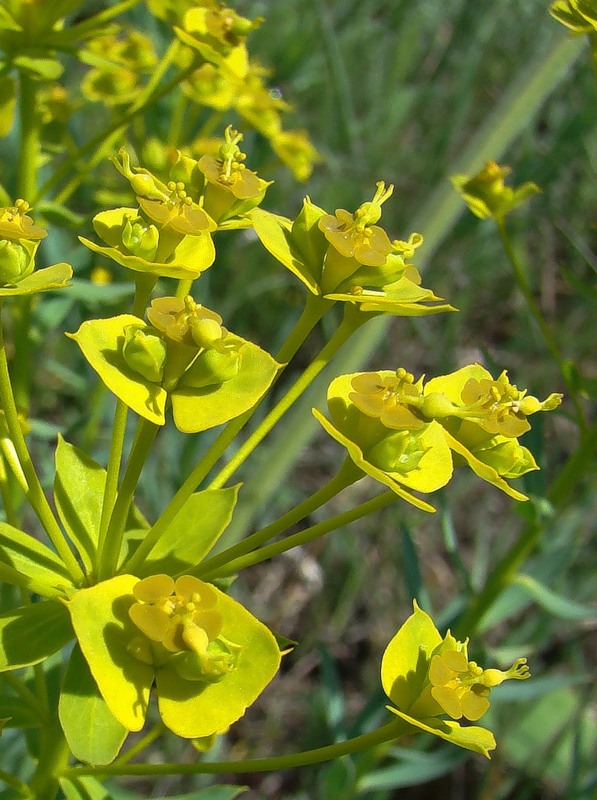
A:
0,522,75,597
512,573,597,620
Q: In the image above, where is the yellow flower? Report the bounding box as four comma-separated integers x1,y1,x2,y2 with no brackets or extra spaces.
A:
452,161,540,221
381,603,530,758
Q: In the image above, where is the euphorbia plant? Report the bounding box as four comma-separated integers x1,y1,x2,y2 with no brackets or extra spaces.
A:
0,2,571,798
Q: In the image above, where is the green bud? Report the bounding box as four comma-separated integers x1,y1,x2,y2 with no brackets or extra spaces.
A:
169,151,200,188
121,215,159,260
181,345,242,389
291,197,328,272
367,430,428,473
0,239,35,284
421,392,461,420
122,324,167,383
189,314,225,349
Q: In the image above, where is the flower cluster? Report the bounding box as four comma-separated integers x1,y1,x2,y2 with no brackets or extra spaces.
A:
381,602,530,758
251,183,453,317
452,161,540,221
67,573,281,739
314,364,562,508
69,295,279,432
0,200,71,295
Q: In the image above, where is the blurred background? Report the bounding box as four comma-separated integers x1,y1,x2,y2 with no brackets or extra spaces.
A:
2,0,596,797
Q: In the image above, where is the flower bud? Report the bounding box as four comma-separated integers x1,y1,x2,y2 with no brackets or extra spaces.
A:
0,239,35,284
122,324,167,383
181,345,242,389
121,214,159,261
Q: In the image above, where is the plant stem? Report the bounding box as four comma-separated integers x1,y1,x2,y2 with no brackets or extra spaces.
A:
64,719,408,778
112,723,165,767
199,489,397,580
13,70,41,414
0,767,29,796
122,294,332,574
0,305,84,582
207,305,362,491
195,460,360,579
97,418,159,580
496,219,587,431
28,715,70,800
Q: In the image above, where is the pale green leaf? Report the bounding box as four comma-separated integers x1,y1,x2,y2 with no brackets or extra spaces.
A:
54,436,106,572
172,338,280,433
59,644,128,766
133,485,241,576
0,600,73,671
0,522,75,597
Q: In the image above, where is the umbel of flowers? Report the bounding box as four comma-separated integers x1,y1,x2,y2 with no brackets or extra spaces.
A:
314,364,562,508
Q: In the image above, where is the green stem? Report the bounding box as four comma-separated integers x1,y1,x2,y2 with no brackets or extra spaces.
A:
0,306,84,582
96,399,128,574
64,719,407,778
199,489,397,580
0,768,29,796
0,437,28,493
2,670,43,719
97,418,159,580
112,723,165,767
168,92,187,148
13,70,41,414
195,461,360,579
122,295,332,574
454,516,541,639
207,306,362,491
28,715,70,800
17,72,39,202
454,419,597,637
175,278,193,301
496,219,587,431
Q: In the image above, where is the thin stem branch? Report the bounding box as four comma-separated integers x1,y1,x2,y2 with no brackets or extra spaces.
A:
497,219,587,431
194,462,360,579
64,719,407,778
97,418,159,580
199,489,397,580
0,306,84,582
207,307,361,491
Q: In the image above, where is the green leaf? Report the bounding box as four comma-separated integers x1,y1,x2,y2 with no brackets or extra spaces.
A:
0,600,73,671
512,573,597,620
0,263,72,297
250,208,320,294
133,485,241,576
13,55,64,80
36,201,86,229
61,775,112,800
387,707,496,758
59,644,128,765
0,522,75,597
54,436,106,572
172,338,280,433
67,575,153,732
0,693,40,728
